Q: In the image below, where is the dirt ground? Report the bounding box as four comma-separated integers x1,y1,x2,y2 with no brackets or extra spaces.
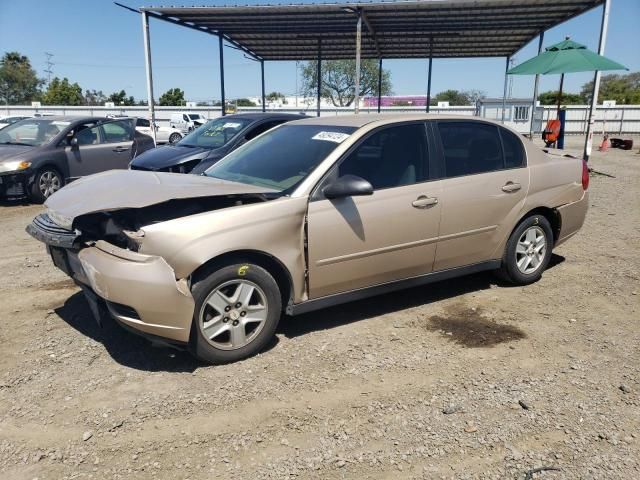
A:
0,137,638,480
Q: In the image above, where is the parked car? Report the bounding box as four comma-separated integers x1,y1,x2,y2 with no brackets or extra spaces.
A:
134,118,183,144
0,116,154,202
27,114,589,364
0,116,31,130
130,113,306,174
170,112,207,133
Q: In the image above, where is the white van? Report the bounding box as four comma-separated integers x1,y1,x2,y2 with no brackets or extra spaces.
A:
169,112,207,133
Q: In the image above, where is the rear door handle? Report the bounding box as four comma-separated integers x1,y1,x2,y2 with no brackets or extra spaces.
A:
113,147,129,153
502,182,522,193
412,195,438,208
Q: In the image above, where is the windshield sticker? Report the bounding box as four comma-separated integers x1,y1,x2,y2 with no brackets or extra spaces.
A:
51,121,71,126
222,122,242,129
311,131,350,143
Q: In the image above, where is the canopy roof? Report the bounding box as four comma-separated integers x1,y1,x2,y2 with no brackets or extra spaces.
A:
141,0,604,61
508,38,627,74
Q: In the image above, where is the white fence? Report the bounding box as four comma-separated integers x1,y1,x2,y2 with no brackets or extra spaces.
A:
2,104,639,134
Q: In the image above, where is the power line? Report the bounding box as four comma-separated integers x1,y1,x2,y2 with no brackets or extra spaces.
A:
44,52,54,85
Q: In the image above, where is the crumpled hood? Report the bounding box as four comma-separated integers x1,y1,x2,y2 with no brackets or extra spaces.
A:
129,144,211,170
0,144,35,162
45,169,277,221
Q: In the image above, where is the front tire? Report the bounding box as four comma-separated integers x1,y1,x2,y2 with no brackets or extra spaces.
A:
190,262,282,364
499,214,553,285
30,167,64,203
169,132,182,144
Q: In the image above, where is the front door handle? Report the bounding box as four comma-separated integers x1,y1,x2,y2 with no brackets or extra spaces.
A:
502,182,522,193
113,147,129,153
412,195,438,208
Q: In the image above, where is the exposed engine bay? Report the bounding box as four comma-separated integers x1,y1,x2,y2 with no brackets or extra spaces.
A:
65,193,277,251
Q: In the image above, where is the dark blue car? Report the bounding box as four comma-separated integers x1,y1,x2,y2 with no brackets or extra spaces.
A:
129,112,306,175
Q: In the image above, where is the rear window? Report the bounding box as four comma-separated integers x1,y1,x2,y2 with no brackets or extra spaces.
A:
500,127,526,169
437,121,504,177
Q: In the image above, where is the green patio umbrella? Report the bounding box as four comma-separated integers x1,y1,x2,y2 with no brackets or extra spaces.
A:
508,38,627,114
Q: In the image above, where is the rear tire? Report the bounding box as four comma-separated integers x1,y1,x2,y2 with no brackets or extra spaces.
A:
30,167,64,204
169,132,182,144
499,214,553,285
189,262,282,364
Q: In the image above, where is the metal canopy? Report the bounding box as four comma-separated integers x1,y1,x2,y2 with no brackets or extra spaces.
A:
141,0,604,61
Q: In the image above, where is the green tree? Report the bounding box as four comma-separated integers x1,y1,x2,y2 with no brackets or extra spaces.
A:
301,59,392,107
580,72,640,104
108,89,135,106
84,89,107,106
266,91,285,101
235,98,256,107
537,90,585,105
42,77,83,105
159,88,185,106
431,89,471,106
0,52,43,105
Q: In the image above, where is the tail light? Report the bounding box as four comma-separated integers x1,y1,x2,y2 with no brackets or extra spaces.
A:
581,160,589,190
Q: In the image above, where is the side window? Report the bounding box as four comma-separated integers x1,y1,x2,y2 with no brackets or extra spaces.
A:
500,127,526,169
75,125,101,146
245,120,282,141
136,118,151,128
101,120,133,143
183,114,189,121
437,121,504,177
335,123,429,190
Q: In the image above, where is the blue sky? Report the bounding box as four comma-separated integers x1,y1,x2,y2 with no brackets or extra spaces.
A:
1,0,638,102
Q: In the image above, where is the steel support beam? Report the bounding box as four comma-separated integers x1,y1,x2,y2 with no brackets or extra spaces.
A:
501,55,510,123
426,38,433,113
141,12,156,144
261,59,266,112
219,35,226,116
317,39,322,117
354,9,362,114
583,0,611,161
377,58,383,113
361,10,381,58
529,31,545,139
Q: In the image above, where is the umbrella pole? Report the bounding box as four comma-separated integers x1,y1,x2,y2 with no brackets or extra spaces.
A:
556,73,564,118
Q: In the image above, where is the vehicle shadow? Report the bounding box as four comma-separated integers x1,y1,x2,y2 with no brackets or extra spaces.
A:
54,255,564,369
55,291,281,372
278,254,565,339
55,292,202,372
0,198,31,207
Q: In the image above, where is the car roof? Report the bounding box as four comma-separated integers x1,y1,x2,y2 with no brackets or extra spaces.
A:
222,112,307,122
291,113,502,128
26,115,109,124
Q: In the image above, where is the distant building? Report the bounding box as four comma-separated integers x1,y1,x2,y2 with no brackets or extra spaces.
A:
364,95,429,107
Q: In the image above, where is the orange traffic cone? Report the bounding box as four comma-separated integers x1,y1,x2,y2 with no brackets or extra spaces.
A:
598,134,609,152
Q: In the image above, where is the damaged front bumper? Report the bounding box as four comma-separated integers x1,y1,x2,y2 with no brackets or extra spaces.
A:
28,214,195,343
0,171,29,199
75,241,195,343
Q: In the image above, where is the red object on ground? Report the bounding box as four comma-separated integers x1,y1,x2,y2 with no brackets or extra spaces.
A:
598,135,609,152
542,119,561,147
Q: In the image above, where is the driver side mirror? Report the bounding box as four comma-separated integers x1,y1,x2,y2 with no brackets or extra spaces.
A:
69,137,79,148
323,175,373,200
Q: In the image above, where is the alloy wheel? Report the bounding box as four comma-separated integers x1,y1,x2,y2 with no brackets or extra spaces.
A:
515,226,547,275
198,279,269,351
39,171,62,199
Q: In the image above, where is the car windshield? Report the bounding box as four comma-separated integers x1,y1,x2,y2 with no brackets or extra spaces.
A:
205,124,357,192
178,117,252,148
0,119,70,147
188,114,203,120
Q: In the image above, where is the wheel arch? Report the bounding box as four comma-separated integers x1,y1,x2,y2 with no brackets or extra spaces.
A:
189,249,295,310
516,206,561,245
